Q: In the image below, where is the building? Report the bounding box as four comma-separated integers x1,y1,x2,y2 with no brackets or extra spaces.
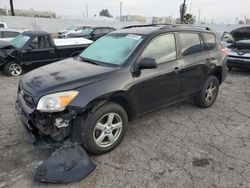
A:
120,15,146,23
0,8,56,18
246,19,250,25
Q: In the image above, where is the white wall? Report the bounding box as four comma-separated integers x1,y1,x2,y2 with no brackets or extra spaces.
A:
0,16,141,33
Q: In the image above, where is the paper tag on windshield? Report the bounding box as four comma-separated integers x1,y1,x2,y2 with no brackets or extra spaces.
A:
126,34,142,40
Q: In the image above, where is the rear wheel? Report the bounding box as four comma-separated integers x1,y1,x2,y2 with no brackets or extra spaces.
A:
4,62,23,76
82,102,128,155
194,76,219,108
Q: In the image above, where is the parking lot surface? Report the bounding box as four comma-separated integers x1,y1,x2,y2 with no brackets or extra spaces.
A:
0,70,250,188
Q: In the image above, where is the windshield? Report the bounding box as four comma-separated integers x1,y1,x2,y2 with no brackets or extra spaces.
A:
67,26,78,30
81,28,94,35
10,34,30,49
80,34,144,66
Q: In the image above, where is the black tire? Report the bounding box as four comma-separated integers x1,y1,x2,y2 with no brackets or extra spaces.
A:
4,61,23,77
82,102,128,155
194,75,219,108
228,66,232,71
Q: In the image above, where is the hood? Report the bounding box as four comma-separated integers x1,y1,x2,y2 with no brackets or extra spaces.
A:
21,58,117,97
0,40,15,49
230,27,250,41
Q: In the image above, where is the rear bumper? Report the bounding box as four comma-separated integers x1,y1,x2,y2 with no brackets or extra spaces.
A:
227,56,250,68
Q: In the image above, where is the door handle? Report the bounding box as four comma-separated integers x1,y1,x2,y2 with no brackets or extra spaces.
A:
49,50,55,53
173,67,180,74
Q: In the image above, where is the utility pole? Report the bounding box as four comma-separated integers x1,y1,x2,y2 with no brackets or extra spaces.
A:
120,1,123,22
85,0,88,18
10,0,15,16
181,0,186,24
198,9,201,24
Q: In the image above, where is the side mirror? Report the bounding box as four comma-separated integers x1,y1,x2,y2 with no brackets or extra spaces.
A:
138,57,157,70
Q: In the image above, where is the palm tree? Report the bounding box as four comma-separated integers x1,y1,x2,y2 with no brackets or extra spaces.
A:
10,0,15,16
183,13,196,24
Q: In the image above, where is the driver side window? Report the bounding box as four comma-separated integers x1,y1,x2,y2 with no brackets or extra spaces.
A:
141,34,176,64
30,36,47,49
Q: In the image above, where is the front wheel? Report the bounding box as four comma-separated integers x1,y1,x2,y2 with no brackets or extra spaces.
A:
4,62,23,76
82,102,128,155
194,76,219,108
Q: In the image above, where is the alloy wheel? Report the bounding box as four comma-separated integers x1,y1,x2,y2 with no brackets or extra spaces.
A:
93,113,123,148
9,63,22,76
205,81,217,103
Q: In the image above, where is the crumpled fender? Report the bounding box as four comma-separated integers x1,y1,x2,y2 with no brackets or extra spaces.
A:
34,141,96,183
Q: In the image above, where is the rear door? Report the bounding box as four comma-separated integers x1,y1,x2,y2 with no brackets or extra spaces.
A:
178,32,211,98
203,32,222,66
132,33,182,114
21,35,57,68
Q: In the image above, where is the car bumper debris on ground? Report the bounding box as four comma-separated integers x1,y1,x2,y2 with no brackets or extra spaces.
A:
0,70,250,187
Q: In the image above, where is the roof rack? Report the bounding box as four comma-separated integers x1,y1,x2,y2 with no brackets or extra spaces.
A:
122,24,172,29
122,24,212,31
169,24,212,31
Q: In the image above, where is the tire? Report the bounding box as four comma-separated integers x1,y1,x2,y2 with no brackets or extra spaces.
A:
82,102,128,155
228,66,232,71
4,62,23,77
194,75,219,108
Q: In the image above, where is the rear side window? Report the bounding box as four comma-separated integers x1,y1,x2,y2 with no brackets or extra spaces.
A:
179,33,203,56
0,24,4,28
141,34,176,64
204,33,217,51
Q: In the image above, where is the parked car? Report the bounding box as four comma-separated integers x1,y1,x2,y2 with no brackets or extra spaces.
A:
221,26,250,70
66,26,116,41
0,21,8,28
16,24,227,155
0,28,28,42
58,25,89,38
0,30,93,76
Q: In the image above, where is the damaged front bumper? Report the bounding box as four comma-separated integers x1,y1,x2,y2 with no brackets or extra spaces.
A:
15,89,84,148
16,89,96,183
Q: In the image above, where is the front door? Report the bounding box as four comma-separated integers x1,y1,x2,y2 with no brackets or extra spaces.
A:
131,33,182,114
21,35,57,69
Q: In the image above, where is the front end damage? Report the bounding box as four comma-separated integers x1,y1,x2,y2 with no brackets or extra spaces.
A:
16,87,96,183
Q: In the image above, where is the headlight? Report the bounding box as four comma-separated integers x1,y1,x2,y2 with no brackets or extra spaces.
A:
37,91,79,112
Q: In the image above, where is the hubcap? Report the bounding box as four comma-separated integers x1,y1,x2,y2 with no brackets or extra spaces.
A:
205,81,217,103
93,113,123,148
9,64,22,76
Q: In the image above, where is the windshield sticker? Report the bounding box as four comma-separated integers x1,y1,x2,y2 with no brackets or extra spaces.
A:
126,34,142,40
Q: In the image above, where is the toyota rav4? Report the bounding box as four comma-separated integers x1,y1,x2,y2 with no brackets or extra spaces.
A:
16,24,227,154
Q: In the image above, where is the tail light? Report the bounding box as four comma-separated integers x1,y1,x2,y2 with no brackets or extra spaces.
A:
221,48,228,56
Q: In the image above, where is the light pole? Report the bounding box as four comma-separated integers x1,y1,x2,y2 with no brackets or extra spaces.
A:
181,0,186,24
120,1,123,22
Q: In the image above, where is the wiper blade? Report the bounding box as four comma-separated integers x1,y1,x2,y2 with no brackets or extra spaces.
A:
79,57,99,65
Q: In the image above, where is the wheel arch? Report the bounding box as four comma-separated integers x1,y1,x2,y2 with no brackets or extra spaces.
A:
210,67,223,84
84,91,136,121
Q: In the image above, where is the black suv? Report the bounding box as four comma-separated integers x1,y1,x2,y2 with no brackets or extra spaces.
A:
16,25,227,155
66,26,116,41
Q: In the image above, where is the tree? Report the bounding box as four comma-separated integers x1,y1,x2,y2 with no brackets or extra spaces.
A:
183,13,196,24
99,9,112,18
10,0,15,16
238,20,244,24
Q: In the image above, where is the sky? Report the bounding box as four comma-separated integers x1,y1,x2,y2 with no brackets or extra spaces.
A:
0,0,250,24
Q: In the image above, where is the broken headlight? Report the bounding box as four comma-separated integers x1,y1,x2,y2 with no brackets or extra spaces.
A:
37,91,78,112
